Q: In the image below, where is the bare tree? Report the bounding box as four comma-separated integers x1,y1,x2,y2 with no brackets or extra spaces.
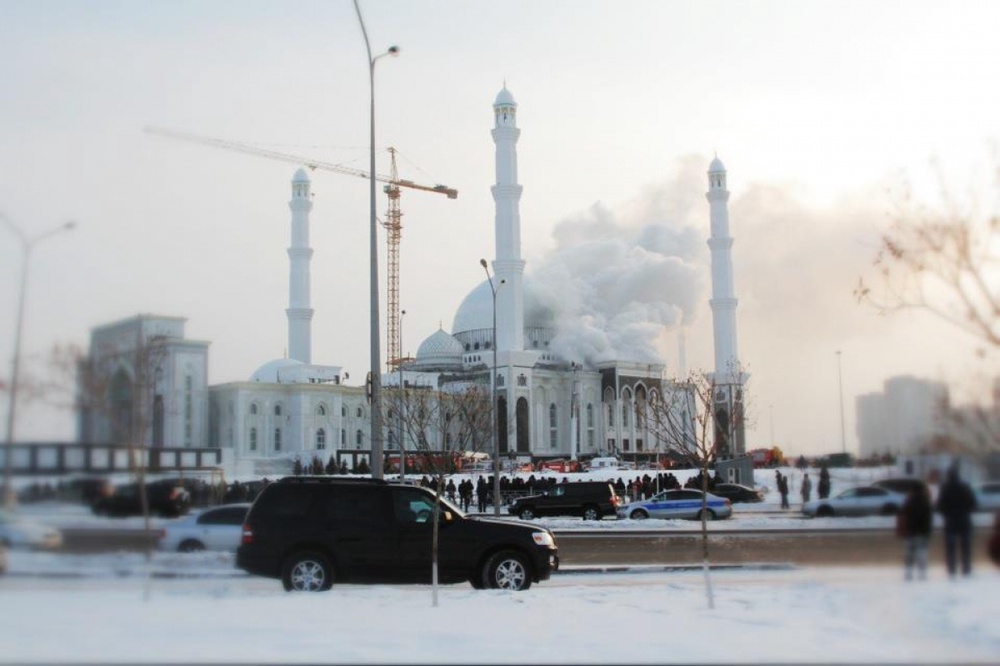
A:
645,369,746,610
387,379,492,605
856,150,1000,452
50,332,171,567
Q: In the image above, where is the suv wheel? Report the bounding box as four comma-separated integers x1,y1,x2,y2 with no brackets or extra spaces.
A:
517,507,535,520
481,550,531,591
282,551,334,592
581,505,600,521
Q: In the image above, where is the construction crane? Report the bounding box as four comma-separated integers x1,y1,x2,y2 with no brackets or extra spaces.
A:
144,126,457,371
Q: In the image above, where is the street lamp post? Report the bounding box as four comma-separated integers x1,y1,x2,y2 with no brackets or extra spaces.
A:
353,0,398,479
480,259,505,516
836,350,846,455
2,215,76,509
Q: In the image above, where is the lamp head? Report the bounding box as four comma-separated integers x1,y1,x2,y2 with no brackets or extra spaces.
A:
479,258,487,268
388,45,400,56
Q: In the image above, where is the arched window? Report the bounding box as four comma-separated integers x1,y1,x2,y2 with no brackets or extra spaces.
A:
274,404,282,417
341,429,346,445
316,428,326,449
249,428,257,451
607,403,614,427
317,405,326,416
250,403,258,416
355,429,363,446
274,428,282,451
356,406,364,418
342,405,347,417
549,403,558,449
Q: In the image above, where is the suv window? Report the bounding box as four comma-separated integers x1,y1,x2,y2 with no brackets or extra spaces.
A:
320,486,388,525
252,485,317,519
392,487,437,524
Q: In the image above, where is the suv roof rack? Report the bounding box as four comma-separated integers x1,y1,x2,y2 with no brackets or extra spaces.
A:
277,476,388,485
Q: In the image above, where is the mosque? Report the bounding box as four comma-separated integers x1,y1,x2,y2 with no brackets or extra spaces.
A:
78,86,745,479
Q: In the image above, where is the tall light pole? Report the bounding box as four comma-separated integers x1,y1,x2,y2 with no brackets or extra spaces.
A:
2,215,76,509
481,259,505,516
397,309,406,479
354,0,398,479
836,350,846,455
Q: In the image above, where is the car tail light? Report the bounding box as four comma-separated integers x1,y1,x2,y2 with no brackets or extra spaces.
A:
241,524,254,545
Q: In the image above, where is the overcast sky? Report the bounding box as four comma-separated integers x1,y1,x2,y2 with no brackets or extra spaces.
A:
1,0,998,455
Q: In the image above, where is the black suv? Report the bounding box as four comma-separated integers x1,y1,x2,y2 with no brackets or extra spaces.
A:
508,481,622,520
237,477,558,592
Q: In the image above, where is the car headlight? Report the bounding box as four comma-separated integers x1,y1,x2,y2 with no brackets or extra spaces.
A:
531,531,555,547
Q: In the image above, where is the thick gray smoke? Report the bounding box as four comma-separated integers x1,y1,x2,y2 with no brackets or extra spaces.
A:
528,156,709,368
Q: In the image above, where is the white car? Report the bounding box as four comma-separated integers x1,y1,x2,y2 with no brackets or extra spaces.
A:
974,482,1000,513
0,509,63,550
802,486,907,518
158,503,251,552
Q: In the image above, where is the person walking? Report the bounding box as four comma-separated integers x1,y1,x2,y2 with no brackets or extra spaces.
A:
818,465,831,499
936,463,978,578
897,484,933,581
800,473,813,504
777,472,790,509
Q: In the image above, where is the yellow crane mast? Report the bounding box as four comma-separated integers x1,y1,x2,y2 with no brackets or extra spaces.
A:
144,126,457,371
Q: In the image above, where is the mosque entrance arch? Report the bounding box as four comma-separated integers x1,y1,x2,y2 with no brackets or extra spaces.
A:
516,397,530,453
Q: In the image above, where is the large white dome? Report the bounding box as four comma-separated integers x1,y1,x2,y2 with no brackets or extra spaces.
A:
250,358,305,383
452,278,553,334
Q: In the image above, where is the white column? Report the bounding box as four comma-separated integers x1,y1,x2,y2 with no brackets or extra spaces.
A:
706,157,739,380
287,169,314,363
491,86,525,353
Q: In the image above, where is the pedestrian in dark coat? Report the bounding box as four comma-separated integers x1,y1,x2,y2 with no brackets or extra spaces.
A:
898,484,933,581
818,465,831,499
936,464,978,577
800,473,812,504
777,472,790,509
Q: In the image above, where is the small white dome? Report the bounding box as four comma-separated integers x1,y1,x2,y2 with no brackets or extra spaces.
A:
494,85,516,107
708,156,726,173
292,168,310,182
250,358,305,383
414,328,463,369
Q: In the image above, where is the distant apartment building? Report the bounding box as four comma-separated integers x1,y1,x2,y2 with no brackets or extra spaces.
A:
856,375,949,458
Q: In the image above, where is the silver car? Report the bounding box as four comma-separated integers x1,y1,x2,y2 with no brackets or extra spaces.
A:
158,503,250,552
617,489,732,521
0,509,62,550
974,482,1000,513
802,486,906,517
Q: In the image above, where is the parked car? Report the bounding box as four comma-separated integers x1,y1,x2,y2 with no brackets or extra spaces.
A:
802,485,906,517
873,477,931,498
508,481,622,520
618,489,733,521
0,509,63,550
237,477,559,592
158,503,251,552
710,483,763,504
92,480,191,518
974,482,1000,513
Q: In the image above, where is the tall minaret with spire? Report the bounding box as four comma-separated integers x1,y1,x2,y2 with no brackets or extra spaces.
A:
286,168,314,363
707,156,739,376
706,156,745,456
491,84,526,353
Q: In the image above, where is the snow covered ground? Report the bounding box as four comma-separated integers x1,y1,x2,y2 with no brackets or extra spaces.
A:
2,465,998,663
2,565,998,664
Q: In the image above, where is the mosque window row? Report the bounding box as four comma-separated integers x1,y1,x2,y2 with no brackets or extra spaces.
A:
250,428,257,451
274,428,282,451
316,428,326,449
549,403,557,448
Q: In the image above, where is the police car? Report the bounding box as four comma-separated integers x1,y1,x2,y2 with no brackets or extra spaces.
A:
617,488,732,521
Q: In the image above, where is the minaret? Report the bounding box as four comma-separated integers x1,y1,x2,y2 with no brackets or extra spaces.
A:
286,168,314,363
706,156,739,379
706,156,746,456
491,85,526,353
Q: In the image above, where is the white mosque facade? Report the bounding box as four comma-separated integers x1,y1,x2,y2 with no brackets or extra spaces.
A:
78,87,745,478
